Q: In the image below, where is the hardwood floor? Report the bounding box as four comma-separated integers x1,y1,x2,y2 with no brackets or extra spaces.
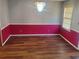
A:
0,35,79,59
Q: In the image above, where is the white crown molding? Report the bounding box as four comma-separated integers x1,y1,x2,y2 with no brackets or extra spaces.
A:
9,23,61,25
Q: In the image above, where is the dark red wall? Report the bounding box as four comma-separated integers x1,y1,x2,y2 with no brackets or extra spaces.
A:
2,25,60,43
2,26,10,42
1,25,79,47
60,27,79,47
10,25,60,34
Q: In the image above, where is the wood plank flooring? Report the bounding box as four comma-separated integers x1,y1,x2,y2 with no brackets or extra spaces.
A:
0,35,79,59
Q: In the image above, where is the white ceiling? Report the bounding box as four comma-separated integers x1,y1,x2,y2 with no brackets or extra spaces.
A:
34,0,67,2
47,0,66,1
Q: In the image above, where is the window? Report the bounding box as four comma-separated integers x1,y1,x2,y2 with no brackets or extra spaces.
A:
63,2,73,31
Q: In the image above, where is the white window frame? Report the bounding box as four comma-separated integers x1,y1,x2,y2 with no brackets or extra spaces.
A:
62,2,73,31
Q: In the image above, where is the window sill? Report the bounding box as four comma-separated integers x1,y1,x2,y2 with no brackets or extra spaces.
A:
62,27,71,32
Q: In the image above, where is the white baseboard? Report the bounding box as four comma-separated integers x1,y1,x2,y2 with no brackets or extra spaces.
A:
10,34,60,36
59,34,79,50
2,35,11,46
2,34,59,46
1,31,3,46
2,34,79,51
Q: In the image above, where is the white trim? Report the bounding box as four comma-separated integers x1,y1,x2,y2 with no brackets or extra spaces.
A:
10,34,59,36
0,23,60,46
2,34,79,51
2,34,59,46
0,24,10,46
1,30,3,46
71,28,79,33
2,35,11,46
71,29,79,48
9,23,60,25
62,27,71,32
1,24,9,30
0,23,61,30
78,41,79,48
59,34,79,50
